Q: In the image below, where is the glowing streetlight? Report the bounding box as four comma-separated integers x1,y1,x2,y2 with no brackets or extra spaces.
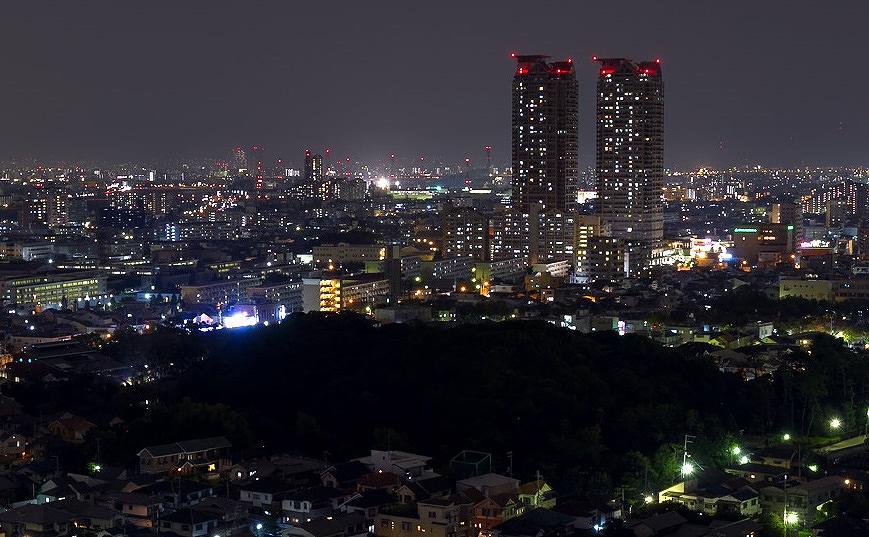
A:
739,455,749,465
643,495,654,504
782,433,791,441
784,512,799,525
830,418,842,430
730,446,741,456
681,462,695,477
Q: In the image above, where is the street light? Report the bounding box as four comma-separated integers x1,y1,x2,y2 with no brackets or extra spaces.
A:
644,495,654,504
784,511,798,525
730,446,741,456
830,418,842,430
681,462,695,477
739,455,749,465
782,433,791,441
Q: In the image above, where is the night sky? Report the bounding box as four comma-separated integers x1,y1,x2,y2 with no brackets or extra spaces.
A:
1,1,867,169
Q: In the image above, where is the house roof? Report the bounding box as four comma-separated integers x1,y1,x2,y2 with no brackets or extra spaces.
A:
238,478,296,495
161,507,218,524
299,511,366,537
0,503,73,525
358,471,400,489
138,436,231,458
345,488,395,509
628,511,688,532
323,461,369,483
457,473,519,490
285,486,346,502
493,508,575,535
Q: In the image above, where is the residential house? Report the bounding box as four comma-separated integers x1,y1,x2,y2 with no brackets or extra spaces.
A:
657,479,760,517
322,461,371,490
282,486,350,523
0,499,121,537
759,476,844,525
375,496,466,537
137,436,232,476
192,496,251,536
134,478,215,508
46,413,96,443
627,511,688,537
355,450,433,480
158,507,219,537
341,488,396,521
357,471,400,492
238,478,295,513
395,476,452,504
491,508,576,537
283,511,369,537
99,491,164,528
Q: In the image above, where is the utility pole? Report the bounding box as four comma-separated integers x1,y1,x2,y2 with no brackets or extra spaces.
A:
680,434,696,479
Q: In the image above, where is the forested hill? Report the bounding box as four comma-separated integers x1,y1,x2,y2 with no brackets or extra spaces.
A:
170,314,762,493
31,313,863,497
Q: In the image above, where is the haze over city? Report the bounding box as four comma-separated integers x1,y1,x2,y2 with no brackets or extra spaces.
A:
2,1,868,167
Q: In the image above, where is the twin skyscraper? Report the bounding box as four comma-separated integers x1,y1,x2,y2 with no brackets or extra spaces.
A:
510,54,664,276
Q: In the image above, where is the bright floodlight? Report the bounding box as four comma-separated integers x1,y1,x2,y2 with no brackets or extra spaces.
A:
830,418,842,430
644,495,654,504
782,433,791,441
784,512,799,525
739,455,749,465
256,523,263,530
681,462,695,476
223,312,257,329
731,446,741,456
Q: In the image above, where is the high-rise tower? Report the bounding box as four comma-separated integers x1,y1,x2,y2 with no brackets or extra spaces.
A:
304,150,323,183
511,54,578,212
595,57,664,243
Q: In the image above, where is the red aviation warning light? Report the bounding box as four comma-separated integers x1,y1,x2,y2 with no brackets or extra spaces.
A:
510,51,517,58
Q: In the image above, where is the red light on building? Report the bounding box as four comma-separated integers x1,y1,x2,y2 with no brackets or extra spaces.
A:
655,58,661,64
600,68,615,75
516,67,528,75
592,55,598,61
567,58,573,63
510,51,517,58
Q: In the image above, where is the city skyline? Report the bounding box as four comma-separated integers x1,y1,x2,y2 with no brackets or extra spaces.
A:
2,1,869,168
